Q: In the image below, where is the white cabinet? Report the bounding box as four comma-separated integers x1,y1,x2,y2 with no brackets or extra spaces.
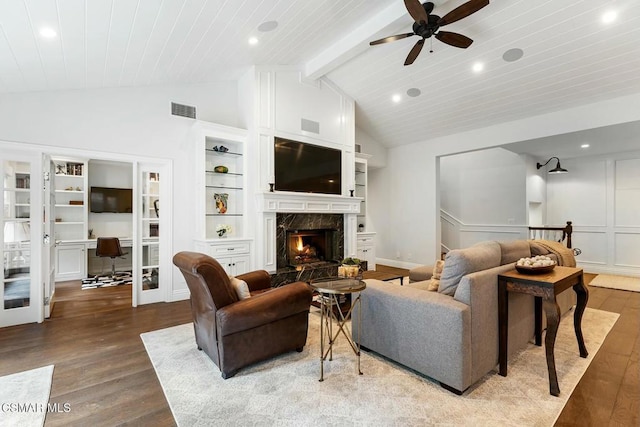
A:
194,239,253,276
357,232,376,271
55,243,86,281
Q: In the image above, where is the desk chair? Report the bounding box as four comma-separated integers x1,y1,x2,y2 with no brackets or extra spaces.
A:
96,237,128,278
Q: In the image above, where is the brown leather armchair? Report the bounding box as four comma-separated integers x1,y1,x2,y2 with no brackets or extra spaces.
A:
173,251,313,379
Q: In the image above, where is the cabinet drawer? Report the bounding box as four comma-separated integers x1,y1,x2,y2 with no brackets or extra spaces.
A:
208,242,250,256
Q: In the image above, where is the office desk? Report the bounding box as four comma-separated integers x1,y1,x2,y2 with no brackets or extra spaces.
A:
86,239,133,276
55,238,132,280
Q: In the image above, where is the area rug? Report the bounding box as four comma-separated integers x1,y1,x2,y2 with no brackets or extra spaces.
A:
0,365,54,427
141,308,618,426
589,274,640,292
81,271,132,289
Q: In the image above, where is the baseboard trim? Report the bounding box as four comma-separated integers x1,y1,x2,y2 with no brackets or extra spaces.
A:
580,264,640,277
170,288,190,302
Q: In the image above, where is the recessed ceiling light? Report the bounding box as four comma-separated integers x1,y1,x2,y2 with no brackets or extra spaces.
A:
258,21,278,32
406,88,421,97
602,10,617,24
248,37,259,45
472,62,484,73
503,48,524,62
392,94,402,103
39,27,57,38
581,144,590,149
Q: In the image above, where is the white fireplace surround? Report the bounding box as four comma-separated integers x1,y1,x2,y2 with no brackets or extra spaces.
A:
256,191,361,214
255,191,361,273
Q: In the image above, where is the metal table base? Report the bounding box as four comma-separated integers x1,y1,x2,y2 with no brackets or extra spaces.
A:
318,291,363,382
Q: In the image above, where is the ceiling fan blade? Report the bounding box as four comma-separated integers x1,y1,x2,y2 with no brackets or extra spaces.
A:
404,39,425,66
404,0,429,23
438,0,489,26
435,31,473,48
370,33,415,46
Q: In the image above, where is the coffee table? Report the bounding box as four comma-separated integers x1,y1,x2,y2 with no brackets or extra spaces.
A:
362,270,404,285
309,277,366,382
497,266,589,396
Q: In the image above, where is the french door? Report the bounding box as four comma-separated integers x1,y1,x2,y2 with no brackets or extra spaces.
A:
43,155,56,318
133,162,170,305
1,151,42,327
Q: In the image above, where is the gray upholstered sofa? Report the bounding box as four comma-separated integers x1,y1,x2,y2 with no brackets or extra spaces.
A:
351,240,576,394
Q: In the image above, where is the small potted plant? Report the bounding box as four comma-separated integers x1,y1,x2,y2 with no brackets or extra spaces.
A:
340,257,361,278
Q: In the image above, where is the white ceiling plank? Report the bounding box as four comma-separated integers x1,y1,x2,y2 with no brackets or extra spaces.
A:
85,0,114,88
57,0,86,90
102,0,140,88
0,1,47,91
132,0,187,85
0,27,26,92
148,0,212,85
23,0,66,91
118,0,163,87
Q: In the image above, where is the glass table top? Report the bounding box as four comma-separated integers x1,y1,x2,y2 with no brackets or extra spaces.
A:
309,277,366,294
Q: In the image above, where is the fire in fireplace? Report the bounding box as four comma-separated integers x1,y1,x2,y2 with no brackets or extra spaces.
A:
286,229,336,266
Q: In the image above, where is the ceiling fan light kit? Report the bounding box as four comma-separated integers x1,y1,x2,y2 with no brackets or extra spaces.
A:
370,0,490,65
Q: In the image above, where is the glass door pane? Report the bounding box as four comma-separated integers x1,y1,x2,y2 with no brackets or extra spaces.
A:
142,171,159,290
2,157,39,326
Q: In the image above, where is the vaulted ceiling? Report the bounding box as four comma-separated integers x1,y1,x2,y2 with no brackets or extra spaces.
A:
1,0,639,152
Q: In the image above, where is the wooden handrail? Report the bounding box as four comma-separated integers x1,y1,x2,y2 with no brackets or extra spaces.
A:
528,221,573,248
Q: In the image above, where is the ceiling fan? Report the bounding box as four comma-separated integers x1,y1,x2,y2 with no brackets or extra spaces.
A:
370,0,489,66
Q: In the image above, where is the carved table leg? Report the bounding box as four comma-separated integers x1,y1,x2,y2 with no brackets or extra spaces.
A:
543,299,561,396
498,277,508,376
535,296,542,346
573,274,589,358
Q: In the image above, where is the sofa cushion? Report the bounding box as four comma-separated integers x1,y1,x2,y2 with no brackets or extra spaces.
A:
439,242,502,296
498,240,532,265
409,264,434,283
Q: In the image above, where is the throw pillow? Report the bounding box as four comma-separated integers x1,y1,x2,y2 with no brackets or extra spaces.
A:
229,276,251,300
427,260,445,291
432,259,445,280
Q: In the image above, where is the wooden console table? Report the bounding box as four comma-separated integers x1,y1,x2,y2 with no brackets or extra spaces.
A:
498,266,589,396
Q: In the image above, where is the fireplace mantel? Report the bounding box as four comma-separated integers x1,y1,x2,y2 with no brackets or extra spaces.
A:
256,191,361,214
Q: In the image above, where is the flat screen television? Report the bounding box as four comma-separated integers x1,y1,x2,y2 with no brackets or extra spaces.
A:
274,138,341,194
90,187,133,213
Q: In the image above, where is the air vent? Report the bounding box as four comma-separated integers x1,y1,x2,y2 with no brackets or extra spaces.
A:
171,102,196,119
301,118,320,134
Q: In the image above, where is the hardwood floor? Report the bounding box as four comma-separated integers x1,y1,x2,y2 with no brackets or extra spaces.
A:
0,271,637,426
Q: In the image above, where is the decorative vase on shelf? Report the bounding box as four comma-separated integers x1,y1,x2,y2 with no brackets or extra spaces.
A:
214,193,228,214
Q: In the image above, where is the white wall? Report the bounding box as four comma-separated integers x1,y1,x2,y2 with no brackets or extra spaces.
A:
355,126,387,168
547,152,640,276
440,148,527,225
438,148,528,250
88,160,134,239
0,81,240,298
373,93,640,268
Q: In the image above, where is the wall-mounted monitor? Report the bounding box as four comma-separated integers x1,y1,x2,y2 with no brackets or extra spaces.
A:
90,187,133,213
274,137,341,195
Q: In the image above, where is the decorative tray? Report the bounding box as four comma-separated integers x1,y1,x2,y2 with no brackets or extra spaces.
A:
515,263,556,274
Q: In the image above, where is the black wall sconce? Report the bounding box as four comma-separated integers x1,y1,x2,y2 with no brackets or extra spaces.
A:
536,157,568,174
